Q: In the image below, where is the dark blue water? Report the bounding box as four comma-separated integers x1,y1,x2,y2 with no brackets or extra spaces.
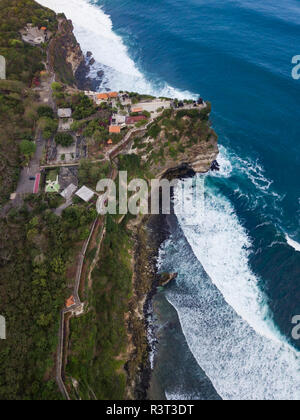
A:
40,0,300,399
97,0,300,345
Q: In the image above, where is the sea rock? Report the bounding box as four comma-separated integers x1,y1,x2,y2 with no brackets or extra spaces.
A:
158,272,178,287
211,160,220,171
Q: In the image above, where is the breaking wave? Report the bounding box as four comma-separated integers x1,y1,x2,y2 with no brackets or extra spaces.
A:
173,176,290,343
37,0,196,99
285,234,300,252
158,220,300,400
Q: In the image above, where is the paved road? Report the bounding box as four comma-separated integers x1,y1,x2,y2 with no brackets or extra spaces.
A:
54,198,73,216
16,131,44,194
15,56,56,196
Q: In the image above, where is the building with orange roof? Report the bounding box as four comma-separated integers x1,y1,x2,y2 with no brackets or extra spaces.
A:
107,139,113,145
109,126,121,134
108,92,118,98
66,295,75,308
97,93,109,100
131,107,143,113
41,27,47,31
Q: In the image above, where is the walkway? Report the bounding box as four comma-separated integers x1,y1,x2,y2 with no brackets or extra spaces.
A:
56,217,104,400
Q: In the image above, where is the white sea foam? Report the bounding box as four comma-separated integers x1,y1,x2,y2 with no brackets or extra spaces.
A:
173,176,292,345
37,0,195,98
165,390,202,400
285,234,300,252
209,145,233,178
159,231,300,400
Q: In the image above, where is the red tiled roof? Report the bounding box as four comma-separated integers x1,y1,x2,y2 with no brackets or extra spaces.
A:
108,92,118,98
66,296,75,308
126,115,147,124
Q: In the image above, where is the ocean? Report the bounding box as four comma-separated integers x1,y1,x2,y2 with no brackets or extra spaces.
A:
38,0,300,400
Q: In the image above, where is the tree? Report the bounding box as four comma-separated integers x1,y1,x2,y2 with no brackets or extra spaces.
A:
51,82,63,92
55,133,74,147
39,117,58,140
20,139,36,158
37,105,54,119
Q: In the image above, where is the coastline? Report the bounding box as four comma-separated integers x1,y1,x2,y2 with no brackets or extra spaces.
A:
2,0,300,401
125,213,170,399
32,1,219,399
133,195,222,400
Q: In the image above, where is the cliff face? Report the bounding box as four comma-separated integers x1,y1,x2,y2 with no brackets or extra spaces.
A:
48,17,90,88
129,106,219,180
157,133,218,177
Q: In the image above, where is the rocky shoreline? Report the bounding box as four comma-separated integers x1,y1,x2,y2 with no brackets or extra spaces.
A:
48,13,219,400
126,212,172,399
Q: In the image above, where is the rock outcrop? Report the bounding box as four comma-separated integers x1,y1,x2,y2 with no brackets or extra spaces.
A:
48,18,93,89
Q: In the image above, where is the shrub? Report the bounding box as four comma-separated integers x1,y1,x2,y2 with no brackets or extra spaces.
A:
20,139,36,157
51,82,63,92
37,105,54,119
147,124,161,139
55,133,74,147
72,93,95,120
39,117,58,140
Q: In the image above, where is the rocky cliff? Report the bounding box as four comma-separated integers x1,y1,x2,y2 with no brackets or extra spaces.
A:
48,17,92,89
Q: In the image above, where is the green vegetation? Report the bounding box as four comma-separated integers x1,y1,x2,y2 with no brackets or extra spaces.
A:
0,79,37,205
78,160,111,188
66,215,133,400
0,0,218,402
51,82,63,92
20,139,36,163
37,105,54,119
0,196,97,399
72,93,96,120
135,119,147,128
126,91,155,104
0,0,57,84
147,123,161,139
0,1,59,206
39,116,58,140
54,132,74,147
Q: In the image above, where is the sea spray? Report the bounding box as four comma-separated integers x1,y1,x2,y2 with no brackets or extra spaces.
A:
157,224,300,400
38,0,196,98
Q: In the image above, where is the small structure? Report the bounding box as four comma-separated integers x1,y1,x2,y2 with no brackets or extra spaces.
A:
107,139,113,145
45,171,60,193
20,24,46,45
58,108,72,118
109,125,121,134
111,114,126,126
126,115,147,125
131,107,143,113
76,186,95,202
97,93,109,101
107,92,118,99
58,118,73,131
60,183,77,201
66,296,75,308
